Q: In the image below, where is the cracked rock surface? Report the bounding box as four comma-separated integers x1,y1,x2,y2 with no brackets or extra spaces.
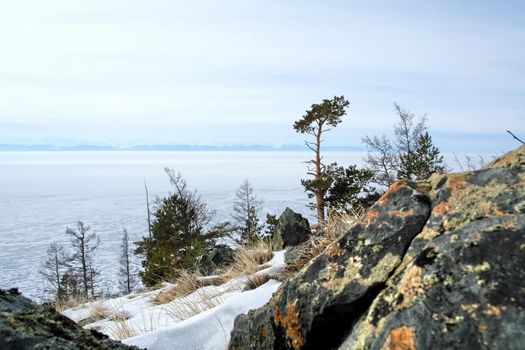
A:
0,289,140,350
228,145,525,350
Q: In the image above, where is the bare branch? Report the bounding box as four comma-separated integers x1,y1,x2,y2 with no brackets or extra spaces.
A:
507,130,525,144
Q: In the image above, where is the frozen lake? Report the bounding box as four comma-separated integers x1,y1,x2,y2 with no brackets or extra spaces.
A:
0,151,365,300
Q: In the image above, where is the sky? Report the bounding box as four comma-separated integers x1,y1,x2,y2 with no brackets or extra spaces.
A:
0,0,524,153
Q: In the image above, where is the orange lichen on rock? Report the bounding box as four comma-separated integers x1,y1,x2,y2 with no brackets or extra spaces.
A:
258,325,266,337
482,202,506,217
274,303,304,350
377,180,409,205
381,326,416,350
389,208,415,219
365,210,380,225
432,174,468,216
395,265,424,310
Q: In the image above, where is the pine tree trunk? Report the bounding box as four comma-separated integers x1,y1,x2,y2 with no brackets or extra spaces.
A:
315,127,324,223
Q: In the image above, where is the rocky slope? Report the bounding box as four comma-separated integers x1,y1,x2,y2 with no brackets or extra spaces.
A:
229,145,525,350
0,288,140,350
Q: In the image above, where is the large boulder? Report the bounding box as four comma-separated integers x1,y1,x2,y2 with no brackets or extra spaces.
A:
0,288,139,350
229,145,525,350
272,208,311,250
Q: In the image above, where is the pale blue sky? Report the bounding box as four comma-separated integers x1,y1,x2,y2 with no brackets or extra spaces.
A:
1,1,524,152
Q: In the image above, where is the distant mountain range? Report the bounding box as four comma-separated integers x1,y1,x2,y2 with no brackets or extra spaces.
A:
0,144,365,152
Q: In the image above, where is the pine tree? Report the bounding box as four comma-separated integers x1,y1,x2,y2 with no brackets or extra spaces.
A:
264,214,278,238
119,228,137,294
294,95,350,223
233,179,263,244
398,132,445,180
135,170,230,286
325,164,381,213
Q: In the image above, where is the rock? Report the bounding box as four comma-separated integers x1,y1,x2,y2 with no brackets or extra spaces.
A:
199,244,235,275
0,288,140,350
284,240,311,266
272,208,311,250
228,145,525,350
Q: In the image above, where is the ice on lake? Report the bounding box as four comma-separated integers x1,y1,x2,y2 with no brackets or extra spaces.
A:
0,151,365,300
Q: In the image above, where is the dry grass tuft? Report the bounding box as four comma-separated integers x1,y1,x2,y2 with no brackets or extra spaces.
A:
244,273,271,291
278,211,360,281
108,320,137,340
54,295,89,313
222,239,273,279
77,300,110,326
164,289,224,322
198,275,229,287
154,270,202,305
88,301,111,320
323,210,360,240
108,310,131,322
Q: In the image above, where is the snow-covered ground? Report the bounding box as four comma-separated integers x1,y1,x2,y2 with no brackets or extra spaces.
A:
64,251,286,350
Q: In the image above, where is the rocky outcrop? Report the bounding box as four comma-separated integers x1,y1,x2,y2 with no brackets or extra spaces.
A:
199,244,235,275
272,208,312,250
0,289,139,350
229,145,525,350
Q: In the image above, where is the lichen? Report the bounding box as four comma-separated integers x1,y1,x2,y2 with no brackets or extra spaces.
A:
381,326,416,350
274,302,304,350
464,262,491,273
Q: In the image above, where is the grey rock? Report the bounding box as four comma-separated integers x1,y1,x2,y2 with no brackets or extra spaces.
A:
199,244,235,275
272,208,311,250
0,288,140,350
284,240,311,266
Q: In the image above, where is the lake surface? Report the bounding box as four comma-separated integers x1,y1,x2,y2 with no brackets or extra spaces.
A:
0,151,365,300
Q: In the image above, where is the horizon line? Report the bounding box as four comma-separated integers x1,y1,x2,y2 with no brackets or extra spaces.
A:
0,143,366,152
